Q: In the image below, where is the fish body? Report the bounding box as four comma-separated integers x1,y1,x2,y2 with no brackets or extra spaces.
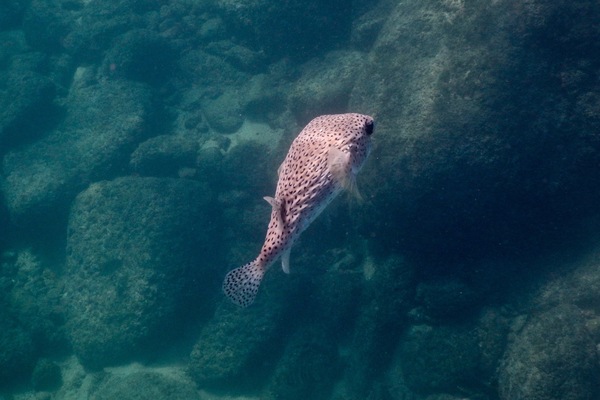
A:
223,113,374,307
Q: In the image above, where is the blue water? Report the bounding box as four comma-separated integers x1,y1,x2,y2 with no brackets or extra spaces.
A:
1,0,600,399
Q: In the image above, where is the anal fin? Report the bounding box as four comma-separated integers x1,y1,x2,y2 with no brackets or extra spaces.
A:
281,247,291,274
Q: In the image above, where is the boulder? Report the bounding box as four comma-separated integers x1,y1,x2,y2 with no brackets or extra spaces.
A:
0,0,29,30
188,271,302,392
202,89,244,133
262,327,340,400
129,134,200,177
101,29,177,86
92,369,200,400
2,80,154,231
0,309,35,387
31,358,62,391
499,305,600,400
65,177,215,370
349,0,600,262
214,0,352,61
61,0,161,61
290,51,366,125
0,69,58,152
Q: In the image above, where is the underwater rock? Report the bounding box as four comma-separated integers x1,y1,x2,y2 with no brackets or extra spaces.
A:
178,50,249,98
0,204,8,246
498,304,600,400
336,255,414,399
242,74,286,122
188,270,302,391
290,50,366,125
306,257,363,337
65,177,215,370
220,140,276,193
92,370,200,400
31,359,62,391
0,30,28,66
2,80,153,231
0,308,35,387
102,29,177,86
398,324,479,394
350,0,600,263
202,89,244,133
2,248,68,358
0,70,58,153
204,41,266,73
536,247,600,320
22,0,80,52
413,278,480,322
350,0,392,51
214,0,351,62
129,134,200,177
262,327,340,400
197,17,227,42
0,1,28,31
385,306,507,398
62,1,158,62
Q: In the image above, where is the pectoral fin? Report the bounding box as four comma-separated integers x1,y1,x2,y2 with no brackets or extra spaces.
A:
328,147,362,200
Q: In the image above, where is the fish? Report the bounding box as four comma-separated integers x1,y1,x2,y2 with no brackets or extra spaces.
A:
222,113,375,307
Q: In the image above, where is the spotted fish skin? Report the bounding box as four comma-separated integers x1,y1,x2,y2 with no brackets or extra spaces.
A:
223,113,374,307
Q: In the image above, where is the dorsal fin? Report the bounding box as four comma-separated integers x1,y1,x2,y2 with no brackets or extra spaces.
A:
263,196,284,233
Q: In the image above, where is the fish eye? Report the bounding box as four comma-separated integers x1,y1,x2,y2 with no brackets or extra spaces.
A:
365,120,374,135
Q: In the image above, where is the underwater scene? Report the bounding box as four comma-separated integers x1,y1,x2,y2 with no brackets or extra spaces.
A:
1,0,600,399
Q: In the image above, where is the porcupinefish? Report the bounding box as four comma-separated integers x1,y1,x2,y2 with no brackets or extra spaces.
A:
223,113,375,307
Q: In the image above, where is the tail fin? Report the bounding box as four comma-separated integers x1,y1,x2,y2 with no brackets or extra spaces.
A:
223,260,265,307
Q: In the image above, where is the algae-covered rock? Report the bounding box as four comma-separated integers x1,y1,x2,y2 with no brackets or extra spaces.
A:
204,40,266,73
178,50,248,97
385,308,507,398
290,50,366,124
215,0,351,61
22,0,78,52
62,1,158,61
398,324,480,394
93,370,200,400
350,0,600,262
0,248,66,390
0,30,28,67
0,70,58,152
129,134,200,177
188,271,302,392
0,0,29,30
2,80,154,230
3,249,68,356
0,310,35,387
498,304,600,400
203,89,244,133
102,29,177,86
31,358,62,391
262,327,340,400
335,255,414,399
414,278,480,322
65,177,215,370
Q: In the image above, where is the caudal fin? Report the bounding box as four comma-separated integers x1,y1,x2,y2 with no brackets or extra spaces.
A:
223,260,265,307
